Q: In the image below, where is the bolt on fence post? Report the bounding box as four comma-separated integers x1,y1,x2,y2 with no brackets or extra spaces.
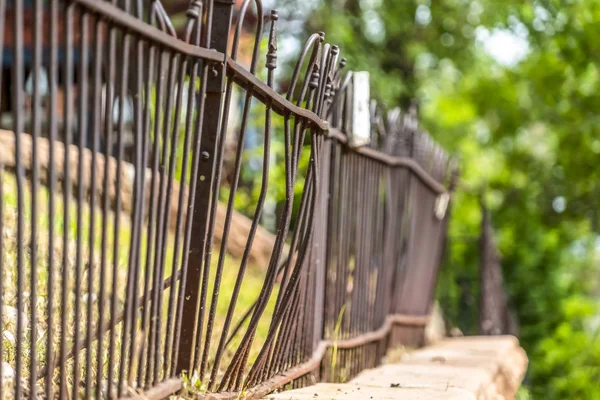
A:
176,0,235,376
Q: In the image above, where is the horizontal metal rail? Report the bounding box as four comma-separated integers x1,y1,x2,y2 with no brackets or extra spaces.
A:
132,313,430,400
227,59,330,132
73,0,448,196
328,129,448,194
73,0,225,63
0,0,454,398
232,314,429,400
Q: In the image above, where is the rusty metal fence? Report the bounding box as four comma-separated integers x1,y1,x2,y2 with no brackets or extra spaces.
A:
0,0,456,398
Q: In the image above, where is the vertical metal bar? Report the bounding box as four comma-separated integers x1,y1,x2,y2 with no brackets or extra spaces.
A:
264,114,293,377
199,66,239,382
212,13,276,383
331,142,345,342
176,0,235,375
313,137,330,351
232,71,322,390
425,168,456,314
12,0,26,397
108,29,131,397
119,31,146,393
46,0,59,396
147,50,176,386
30,0,43,396
201,1,264,384
86,16,103,399
138,45,165,390
164,52,200,377
172,57,209,378
171,6,205,376
242,132,321,389
360,159,371,335
97,16,117,399
59,3,75,397
127,37,154,386
152,52,186,386
323,140,338,340
73,11,90,398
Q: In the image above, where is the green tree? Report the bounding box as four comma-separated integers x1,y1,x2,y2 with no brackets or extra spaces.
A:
295,0,600,397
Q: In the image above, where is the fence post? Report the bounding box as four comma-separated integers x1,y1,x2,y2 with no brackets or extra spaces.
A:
176,0,235,375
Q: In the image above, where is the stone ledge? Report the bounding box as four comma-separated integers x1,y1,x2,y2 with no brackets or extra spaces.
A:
266,336,528,400
0,130,277,266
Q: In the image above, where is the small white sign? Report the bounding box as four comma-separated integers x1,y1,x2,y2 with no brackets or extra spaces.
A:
435,193,450,220
349,71,371,147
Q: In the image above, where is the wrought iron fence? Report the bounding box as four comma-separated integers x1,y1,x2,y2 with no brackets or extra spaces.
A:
0,0,456,398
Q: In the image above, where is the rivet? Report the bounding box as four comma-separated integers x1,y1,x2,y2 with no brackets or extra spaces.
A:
201,151,210,161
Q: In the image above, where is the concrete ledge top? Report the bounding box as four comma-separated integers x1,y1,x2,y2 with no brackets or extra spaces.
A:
266,335,528,400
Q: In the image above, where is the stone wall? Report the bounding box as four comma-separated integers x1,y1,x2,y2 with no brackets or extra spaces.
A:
0,130,277,266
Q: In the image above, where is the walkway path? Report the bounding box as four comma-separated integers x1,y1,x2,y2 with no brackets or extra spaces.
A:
266,336,527,399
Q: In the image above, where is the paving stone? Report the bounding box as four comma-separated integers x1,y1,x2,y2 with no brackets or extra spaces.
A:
266,383,475,400
265,336,527,400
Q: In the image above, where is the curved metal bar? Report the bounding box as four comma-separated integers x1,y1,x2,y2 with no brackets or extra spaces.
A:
327,69,352,122
231,0,264,74
317,42,342,118
243,131,323,388
338,70,353,96
295,36,324,111
73,0,224,62
314,43,331,117
332,56,346,89
322,45,340,117
183,1,203,44
154,1,177,36
217,46,326,393
227,59,329,131
151,1,168,34
9,0,454,397
70,0,450,195
286,33,323,102
203,7,272,390
226,58,447,194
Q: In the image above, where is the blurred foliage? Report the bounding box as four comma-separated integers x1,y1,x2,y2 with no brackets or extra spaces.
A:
288,0,600,397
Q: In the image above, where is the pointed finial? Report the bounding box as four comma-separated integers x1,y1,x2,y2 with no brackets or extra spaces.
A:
329,82,337,101
329,45,340,77
310,64,320,89
324,83,332,99
186,0,203,18
266,10,279,72
184,1,203,43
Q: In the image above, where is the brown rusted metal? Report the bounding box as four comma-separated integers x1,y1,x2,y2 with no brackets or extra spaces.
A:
227,59,330,131
73,0,225,62
240,314,430,400
0,0,454,398
328,128,447,194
